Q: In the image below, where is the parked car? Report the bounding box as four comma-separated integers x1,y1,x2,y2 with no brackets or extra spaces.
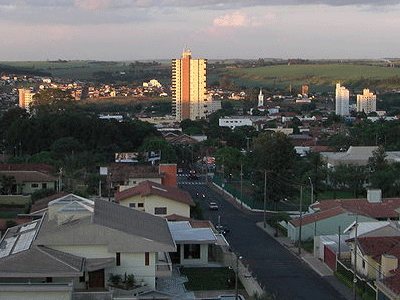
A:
208,202,219,210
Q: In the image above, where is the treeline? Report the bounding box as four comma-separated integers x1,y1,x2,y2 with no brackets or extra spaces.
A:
0,106,161,167
0,64,51,77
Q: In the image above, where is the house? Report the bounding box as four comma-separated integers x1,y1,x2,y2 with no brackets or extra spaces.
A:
321,146,400,168
287,206,375,242
345,221,400,280
314,234,350,271
168,221,217,265
310,193,400,221
115,180,195,218
0,198,176,299
0,170,57,195
110,163,178,192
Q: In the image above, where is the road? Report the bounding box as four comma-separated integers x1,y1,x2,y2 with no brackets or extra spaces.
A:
179,175,348,300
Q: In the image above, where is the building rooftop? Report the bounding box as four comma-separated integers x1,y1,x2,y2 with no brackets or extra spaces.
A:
115,180,194,207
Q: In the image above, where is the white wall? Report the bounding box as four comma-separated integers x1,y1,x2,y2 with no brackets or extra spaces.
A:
51,245,157,289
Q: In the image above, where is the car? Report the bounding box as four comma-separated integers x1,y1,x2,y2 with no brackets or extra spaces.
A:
187,173,199,180
208,202,218,210
215,224,230,236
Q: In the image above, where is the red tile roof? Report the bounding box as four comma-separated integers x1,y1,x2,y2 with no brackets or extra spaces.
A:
289,206,348,227
356,236,400,263
312,198,400,219
381,270,400,295
0,164,53,173
115,180,194,206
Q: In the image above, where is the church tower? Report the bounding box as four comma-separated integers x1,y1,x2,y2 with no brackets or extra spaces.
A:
258,89,264,107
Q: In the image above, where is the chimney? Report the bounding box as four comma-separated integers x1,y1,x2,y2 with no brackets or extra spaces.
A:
159,164,177,187
367,189,382,203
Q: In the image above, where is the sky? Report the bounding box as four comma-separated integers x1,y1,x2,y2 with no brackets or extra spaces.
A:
1,0,400,61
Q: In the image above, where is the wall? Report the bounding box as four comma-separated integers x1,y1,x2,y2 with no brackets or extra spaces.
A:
288,213,375,242
119,194,190,218
52,245,156,289
179,244,209,265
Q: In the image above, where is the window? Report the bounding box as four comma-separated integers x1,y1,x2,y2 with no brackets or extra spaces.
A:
46,277,53,283
184,244,201,259
154,207,167,215
362,260,366,269
116,252,121,266
145,252,149,266
138,203,144,208
31,183,39,188
42,183,47,189
129,203,136,208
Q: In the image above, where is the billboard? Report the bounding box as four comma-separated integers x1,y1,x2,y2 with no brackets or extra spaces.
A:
115,152,139,163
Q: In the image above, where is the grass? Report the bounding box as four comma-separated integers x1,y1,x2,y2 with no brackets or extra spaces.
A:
226,63,400,91
180,267,244,291
0,195,31,205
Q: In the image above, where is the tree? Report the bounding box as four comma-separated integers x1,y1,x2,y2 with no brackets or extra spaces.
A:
30,89,75,115
215,147,246,178
0,175,16,195
139,138,177,163
250,132,297,201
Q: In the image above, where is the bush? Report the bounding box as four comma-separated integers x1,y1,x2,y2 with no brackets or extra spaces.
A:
108,273,122,286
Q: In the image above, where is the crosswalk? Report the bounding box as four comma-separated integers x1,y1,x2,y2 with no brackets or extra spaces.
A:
178,181,205,185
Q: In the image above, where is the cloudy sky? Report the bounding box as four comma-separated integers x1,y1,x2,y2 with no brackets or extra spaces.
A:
1,0,400,61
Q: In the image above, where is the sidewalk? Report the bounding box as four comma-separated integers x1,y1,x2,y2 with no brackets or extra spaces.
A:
256,222,362,300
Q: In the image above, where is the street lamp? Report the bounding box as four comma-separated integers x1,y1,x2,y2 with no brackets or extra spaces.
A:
235,254,242,300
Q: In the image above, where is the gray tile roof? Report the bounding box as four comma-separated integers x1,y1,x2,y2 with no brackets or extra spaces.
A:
35,199,176,253
0,245,84,277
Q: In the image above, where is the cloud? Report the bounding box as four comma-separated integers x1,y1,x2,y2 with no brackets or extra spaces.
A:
213,12,245,27
213,11,274,28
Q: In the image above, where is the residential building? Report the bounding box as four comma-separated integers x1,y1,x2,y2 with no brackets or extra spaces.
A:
0,170,57,195
335,83,350,116
18,88,35,110
172,50,207,121
219,116,253,129
0,197,176,299
287,206,375,242
115,180,195,218
321,146,400,168
168,221,217,266
357,88,376,114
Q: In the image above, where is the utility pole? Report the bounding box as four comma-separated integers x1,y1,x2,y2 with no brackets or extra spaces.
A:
353,215,358,300
240,162,243,210
263,169,267,228
235,254,242,300
308,176,314,204
338,226,341,261
298,185,303,255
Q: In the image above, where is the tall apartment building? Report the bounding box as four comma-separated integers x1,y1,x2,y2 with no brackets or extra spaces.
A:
335,83,349,116
357,89,376,114
18,88,35,110
172,50,207,121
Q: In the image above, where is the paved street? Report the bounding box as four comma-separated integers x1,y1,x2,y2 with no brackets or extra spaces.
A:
180,178,350,300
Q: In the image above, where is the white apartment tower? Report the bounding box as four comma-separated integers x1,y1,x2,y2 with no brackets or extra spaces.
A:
258,89,264,107
357,89,376,114
172,50,207,122
335,83,349,116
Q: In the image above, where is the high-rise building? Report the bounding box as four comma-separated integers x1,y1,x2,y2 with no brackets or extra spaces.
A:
335,83,349,116
357,89,376,114
18,88,35,110
172,50,207,121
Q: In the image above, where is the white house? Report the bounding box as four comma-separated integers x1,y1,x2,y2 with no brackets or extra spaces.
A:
0,199,176,299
